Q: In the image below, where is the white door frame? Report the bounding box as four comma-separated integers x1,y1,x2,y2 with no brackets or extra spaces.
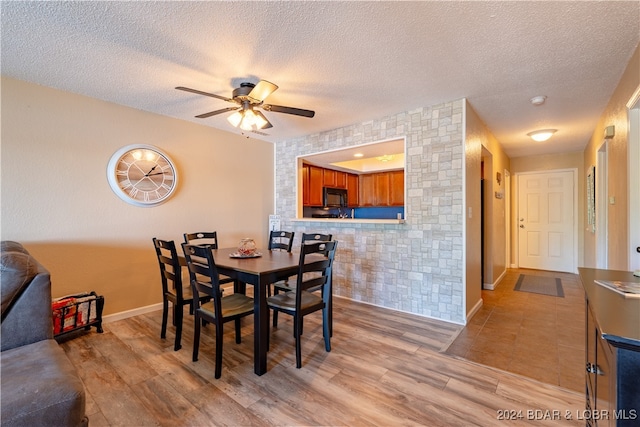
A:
627,85,640,271
596,142,609,269
504,169,511,269
515,168,578,273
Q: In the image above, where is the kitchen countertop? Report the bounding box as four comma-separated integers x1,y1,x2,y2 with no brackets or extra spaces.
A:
292,218,406,224
578,267,640,350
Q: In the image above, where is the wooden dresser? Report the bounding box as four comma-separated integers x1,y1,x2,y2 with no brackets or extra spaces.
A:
578,268,640,426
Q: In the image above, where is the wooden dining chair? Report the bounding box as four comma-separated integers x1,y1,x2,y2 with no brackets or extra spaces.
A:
152,238,210,351
183,231,236,288
268,230,295,252
267,240,338,368
272,233,333,328
181,243,254,379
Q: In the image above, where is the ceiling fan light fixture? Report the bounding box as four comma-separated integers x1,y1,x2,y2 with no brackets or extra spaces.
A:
527,129,557,142
227,111,243,127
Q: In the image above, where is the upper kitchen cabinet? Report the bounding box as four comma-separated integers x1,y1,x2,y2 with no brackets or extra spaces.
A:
359,170,404,207
302,164,323,207
388,170,404,206
347,173,359,206
322,169,347,189
359,173,376,206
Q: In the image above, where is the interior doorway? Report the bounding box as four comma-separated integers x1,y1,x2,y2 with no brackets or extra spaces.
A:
481,148,494,289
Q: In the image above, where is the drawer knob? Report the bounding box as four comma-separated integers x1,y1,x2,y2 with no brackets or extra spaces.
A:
586,362,604,375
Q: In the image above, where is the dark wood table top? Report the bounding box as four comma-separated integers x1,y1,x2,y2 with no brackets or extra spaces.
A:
211,247,299,275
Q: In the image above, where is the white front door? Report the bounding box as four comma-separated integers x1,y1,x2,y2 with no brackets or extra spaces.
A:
517,170,576,272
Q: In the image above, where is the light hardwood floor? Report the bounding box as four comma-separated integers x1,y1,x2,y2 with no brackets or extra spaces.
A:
59,292,585,426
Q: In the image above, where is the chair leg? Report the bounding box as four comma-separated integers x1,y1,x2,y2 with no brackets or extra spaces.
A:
161,299,168,339
174,304,183,351
172,303,178,327
328,293,333,337
192,315,201,362
294,315,303,369
234,318,242,344
215,322,224,379
322,307,331,352
272,288,280,327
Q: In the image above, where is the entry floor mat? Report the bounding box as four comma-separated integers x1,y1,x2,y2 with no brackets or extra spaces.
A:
514,274,564,297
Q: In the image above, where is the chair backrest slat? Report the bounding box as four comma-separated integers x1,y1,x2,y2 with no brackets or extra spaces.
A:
152,238,184,298
268,230,295,252
184,231,220,249
301,233,332,243
181,243,223,317
295,241,337,299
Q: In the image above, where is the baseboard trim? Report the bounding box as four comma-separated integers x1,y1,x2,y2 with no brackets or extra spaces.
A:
483,269,507,290
466,298,483,322
102,303,163,323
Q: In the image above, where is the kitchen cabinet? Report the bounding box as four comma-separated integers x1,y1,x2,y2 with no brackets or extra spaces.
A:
579,268,640,427
359,170,404,207
388,170,404,206
302,164,309,206
303,164,324,207
323,169,347,189
375,173,390,206
347,173,359,206
323,169,336,187
358,174,376,206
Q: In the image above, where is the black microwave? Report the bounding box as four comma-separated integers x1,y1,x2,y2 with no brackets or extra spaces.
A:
323,187,348,207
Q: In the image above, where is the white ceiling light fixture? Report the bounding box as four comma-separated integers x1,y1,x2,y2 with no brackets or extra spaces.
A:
527,129,557,142
530,95,547,106
376,155,394,162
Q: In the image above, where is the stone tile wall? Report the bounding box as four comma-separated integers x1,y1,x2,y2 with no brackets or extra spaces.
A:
275,100,465,323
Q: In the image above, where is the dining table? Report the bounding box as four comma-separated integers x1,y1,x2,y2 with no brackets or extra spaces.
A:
186,247,304,376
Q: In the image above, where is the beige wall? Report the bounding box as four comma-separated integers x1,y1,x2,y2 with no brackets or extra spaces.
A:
1,77,275,315
582,44,639,270
510,152,585,268
465,101,510,309
463,101,482,316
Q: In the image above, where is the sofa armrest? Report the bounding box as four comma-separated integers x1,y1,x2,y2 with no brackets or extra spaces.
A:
1,263,53,351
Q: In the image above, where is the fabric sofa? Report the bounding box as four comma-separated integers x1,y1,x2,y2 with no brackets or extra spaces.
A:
1,241,88,427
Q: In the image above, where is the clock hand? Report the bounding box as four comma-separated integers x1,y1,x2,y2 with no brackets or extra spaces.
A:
144,165,158,177
146,172,164,177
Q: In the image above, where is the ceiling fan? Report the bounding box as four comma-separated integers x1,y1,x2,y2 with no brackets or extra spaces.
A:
176,80,315,132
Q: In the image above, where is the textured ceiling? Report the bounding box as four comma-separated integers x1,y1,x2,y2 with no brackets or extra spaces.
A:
1,1,639,158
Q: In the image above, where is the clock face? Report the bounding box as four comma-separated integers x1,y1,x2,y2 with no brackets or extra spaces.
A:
107,145,178,206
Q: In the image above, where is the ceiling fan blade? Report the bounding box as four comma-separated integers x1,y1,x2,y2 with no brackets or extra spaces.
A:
263,104,315,118
254,110,273,129
195,106,239,118
248,80,278,103
176,86,235,103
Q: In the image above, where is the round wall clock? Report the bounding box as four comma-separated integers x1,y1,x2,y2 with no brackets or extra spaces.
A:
107,144,178,207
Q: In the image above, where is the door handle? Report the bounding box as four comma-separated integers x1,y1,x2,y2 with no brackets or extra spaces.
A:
520,224,525,228
637,247,640,253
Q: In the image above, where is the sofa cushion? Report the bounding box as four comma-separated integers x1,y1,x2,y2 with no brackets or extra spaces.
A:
1,339,87,427
1,251,39,320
